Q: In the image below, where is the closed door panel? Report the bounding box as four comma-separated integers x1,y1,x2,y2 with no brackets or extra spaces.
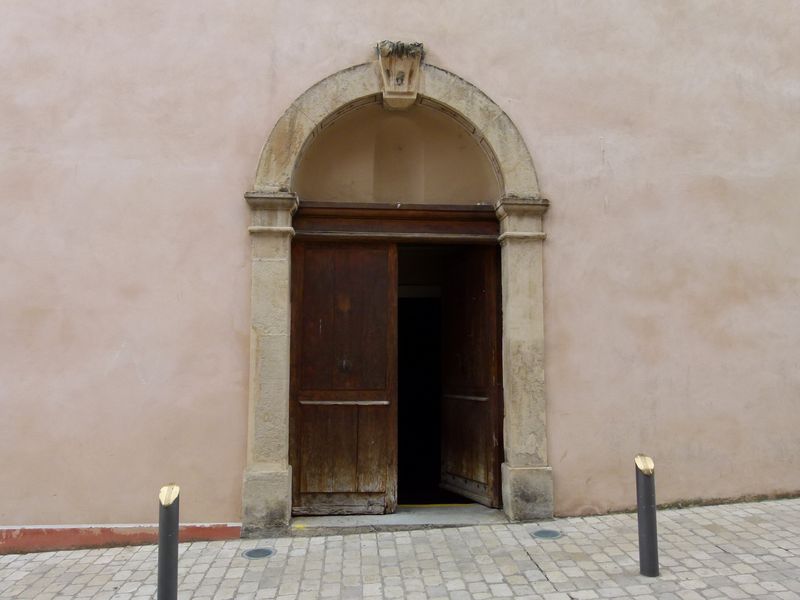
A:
331,248,389,390
298,404,358,493
291,242,397,515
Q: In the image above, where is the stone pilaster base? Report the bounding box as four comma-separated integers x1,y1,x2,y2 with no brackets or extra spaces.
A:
501,463,554,521
241,467,291,535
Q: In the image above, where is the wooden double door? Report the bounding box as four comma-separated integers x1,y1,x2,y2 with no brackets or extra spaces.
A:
290,241,502,515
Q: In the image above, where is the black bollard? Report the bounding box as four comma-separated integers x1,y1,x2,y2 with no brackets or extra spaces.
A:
634,454,659,577
158,484,180,600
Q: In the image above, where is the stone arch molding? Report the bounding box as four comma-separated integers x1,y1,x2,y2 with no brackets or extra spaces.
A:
252,62,542,200
242,49,552,533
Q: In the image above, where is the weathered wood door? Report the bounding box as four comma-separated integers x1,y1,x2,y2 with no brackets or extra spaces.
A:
290,242,398,515
439,246,503,507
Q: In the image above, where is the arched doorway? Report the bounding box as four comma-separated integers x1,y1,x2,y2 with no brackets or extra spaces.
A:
242,47,552,532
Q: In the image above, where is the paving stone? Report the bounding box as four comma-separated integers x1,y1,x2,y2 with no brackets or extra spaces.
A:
2,499,800,598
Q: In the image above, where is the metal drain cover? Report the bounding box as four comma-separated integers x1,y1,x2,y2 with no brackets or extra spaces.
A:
531,529,562,539
242,548,275,559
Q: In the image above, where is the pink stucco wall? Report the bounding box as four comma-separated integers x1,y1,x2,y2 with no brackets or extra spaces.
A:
2,1,799,524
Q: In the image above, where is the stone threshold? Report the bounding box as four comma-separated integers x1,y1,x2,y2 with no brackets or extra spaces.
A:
287,503,508,537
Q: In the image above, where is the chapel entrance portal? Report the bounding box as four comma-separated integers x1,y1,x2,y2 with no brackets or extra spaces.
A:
244,54,553,530
290,238,503,516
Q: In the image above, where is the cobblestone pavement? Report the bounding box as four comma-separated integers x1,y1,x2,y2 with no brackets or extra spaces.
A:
1,498,799,600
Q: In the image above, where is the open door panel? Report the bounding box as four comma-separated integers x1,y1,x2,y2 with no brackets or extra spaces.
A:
440,245,503,507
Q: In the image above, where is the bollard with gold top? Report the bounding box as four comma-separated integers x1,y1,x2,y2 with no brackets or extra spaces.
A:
158,484,180,600
634,454,659,577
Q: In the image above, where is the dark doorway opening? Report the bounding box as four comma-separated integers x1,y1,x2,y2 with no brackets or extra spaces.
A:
397,246,470,505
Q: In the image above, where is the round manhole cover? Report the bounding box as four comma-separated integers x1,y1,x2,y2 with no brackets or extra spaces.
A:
242,548,275,559
531,529,562,539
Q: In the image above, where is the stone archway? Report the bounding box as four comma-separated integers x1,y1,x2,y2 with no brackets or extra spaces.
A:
242,48,551,532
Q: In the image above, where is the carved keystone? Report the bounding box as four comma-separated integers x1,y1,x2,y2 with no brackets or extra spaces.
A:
376,40,424,110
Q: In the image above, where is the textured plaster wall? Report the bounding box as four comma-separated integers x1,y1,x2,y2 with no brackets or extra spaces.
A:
2,1,799,523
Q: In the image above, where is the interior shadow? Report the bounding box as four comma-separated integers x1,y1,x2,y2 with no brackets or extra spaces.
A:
397,246,469,505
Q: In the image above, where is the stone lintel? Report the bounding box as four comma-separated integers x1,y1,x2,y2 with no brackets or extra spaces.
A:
242,466,292,533
501,464,554,521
